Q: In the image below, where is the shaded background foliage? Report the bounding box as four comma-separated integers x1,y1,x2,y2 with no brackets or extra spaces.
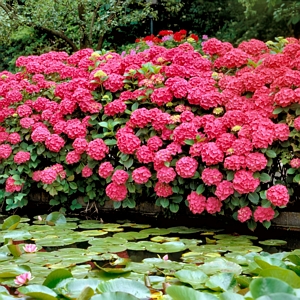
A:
1,0,300,71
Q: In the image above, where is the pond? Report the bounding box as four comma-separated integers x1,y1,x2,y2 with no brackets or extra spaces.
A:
0,212,300,299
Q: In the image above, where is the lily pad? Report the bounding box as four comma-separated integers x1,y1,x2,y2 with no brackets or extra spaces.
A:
168,227,201,234
2,215,21,230
259,240,287,246
199,258,242,275
18,285,58,300
145,241,186,253
140,228,171,236
90,292,139,300
167,285,219,300
175,269,208,289
113,232,149,240
45,212,66,226
97,278,151,298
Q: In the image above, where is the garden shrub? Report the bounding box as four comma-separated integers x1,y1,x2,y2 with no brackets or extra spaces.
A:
0,30,299,230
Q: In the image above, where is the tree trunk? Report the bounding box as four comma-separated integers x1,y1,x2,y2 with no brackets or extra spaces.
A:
96,35,105,50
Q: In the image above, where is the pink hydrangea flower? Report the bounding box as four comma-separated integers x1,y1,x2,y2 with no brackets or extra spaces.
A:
237,207,252,222
206,197,222,214
266,184,289,206
187,191,206,214
87,139,109,161
201,142,224,166
98,162,114,178
112,170,129,185
66,151,81,164
291,158,300,168
157,166,176,184
294,116,300,131
175,156,198,178
105,182,127,201
202,168,223,186
233,170,260,194
215,180,234,201
82,166,93,178
132,167,152,184
40,168,57,184
14,151,31,164
154,181,173,197
254,206,275,223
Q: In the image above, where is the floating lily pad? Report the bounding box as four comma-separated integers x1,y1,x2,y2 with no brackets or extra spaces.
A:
140,228,171,236
97,278,151,298
45,212,67,226
150,236,180,243
89,237,127,246
88,245,128,253
78,230,108,237
113,232,149,240
2,215,21,230
119,223,151,229
168,227,201,234
259,240,287,246
145,241,187,254
3,230,32,241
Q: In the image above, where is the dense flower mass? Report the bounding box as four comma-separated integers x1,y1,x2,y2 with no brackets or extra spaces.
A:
1,32,299,229
266,184,289,206
187,192,206,214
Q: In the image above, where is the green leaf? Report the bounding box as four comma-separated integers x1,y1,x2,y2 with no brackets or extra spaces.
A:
104,139,117,146
184,139,194,146
18,285,58,300
43,269,73,289
205,273,237,292
273,108,283,114
97,278,151,299
99,122,109,128
69,182,78,190
174,270,208,289
160,198,169,208
260,173,271,182
2,215,21,230
123,158,133,169
248,192,259,204
259,267,300,288
287,168,296,175
196,184,205,195
219,291,244,300
250,277,295,298
131,102,139,111
77,286,95,300
45,212,67,226
167,286,219,300
90,292,139,300
256,294,299,300
170,203,179,213
7,244,22,258
266,150,277,158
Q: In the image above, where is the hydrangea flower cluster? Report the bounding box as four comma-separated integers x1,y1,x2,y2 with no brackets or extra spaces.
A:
0,32,299,229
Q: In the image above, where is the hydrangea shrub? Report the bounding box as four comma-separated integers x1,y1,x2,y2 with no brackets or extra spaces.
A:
0,32,299,229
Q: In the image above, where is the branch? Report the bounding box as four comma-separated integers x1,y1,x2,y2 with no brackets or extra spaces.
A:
96,34,105,50
37,26,78,52
0,2,16,20
89,3,101,43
